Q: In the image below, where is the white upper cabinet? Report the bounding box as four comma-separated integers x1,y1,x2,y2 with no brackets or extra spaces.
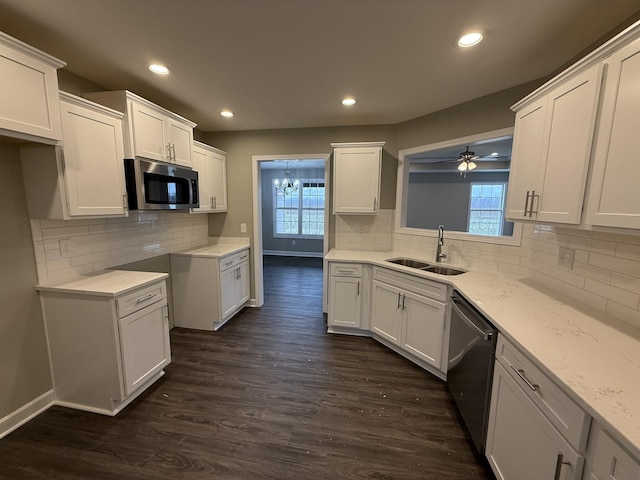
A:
20,92,127,219
0,31,65,143
83,90,196,168
332,141,385,214
584,36,640,229
506,64,603,224
191,141,227,213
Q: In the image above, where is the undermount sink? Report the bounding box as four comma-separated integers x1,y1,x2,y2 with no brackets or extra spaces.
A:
386,258,466,276
386,258,431,269
422,265,466,276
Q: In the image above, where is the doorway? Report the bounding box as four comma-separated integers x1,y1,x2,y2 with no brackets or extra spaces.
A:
251,154,331,309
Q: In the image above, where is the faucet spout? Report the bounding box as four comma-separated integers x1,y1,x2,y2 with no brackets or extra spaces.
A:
436,225,447,263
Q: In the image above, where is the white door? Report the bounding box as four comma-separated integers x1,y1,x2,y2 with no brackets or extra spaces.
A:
210,150,228,211
536,64,603,224
333,146,381,214
59,99,127,217
585,37,640,228
486,362,583,480
167,118,193,167
505,98,547,219
118,300,171,397
220,267,238,320
130,101,166,162
237,261,250,306
401,292,446,369
328,276,361,328
371,281,402,344
192,146,212,213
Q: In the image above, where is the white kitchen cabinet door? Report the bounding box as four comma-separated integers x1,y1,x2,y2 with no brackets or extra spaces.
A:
220,266,238,320
209,149,228,211
401,291,446,370
130,100,167,162
333,143,383,214
586,424,640,480
59,95,127,217
118,301,171,397
191,145,212,213
505,98,548,219
328,276,361,328
535,65,603,224
371,280,403,344
506,65,602,224
167,117,193,167
486,362,584,480
0,31,64,143
237,261,250,306
585,36,640,229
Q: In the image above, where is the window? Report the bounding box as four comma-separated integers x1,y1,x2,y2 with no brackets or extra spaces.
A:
274,180,325,238
468,182,507,236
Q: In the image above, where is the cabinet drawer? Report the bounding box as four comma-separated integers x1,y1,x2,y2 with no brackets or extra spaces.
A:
219,249,250,272
116,281,167,319
496,336,590,450
373,266,447,302
330,263,362,277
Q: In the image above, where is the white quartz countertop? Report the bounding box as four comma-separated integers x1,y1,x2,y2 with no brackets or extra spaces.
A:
36,270,168,297
170,244,249,259
326,249,640,458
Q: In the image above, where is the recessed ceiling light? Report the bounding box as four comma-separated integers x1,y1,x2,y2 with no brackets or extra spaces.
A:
220,110,234,118
149,64,170,75
457,32,483,48
342,98,356,106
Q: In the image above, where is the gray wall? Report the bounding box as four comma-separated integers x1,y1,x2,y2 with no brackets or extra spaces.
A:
0,146,52,419
407,171,514,236
261,168,324,256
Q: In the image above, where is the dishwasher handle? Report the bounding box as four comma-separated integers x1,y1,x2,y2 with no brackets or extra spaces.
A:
451,297,493,341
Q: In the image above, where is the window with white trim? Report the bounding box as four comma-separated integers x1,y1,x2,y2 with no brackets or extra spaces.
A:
274,180,325,238
468,182,507,236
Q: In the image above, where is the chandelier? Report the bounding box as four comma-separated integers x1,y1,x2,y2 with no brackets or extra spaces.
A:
274,162,299,195
457,146,478,178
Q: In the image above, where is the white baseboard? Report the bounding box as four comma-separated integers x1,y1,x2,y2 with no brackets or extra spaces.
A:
0,390,55,439
263,250,323,258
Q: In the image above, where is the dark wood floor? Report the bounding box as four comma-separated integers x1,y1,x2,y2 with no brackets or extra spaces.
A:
0,255,494,479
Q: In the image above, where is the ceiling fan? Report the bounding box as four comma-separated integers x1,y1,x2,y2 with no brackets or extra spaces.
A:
456,146,479,177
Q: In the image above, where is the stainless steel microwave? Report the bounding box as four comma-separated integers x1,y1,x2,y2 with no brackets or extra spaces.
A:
124,158,199,211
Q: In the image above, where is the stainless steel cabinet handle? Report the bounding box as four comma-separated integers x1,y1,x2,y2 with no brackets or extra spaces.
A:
530,190,539,217
510,365,540,392
356,281,360,296
136,293,158,304
213,196,216,209
373,197,377,211
397,292,402,309
402,294,406,310
524,191,530,217
553,452,570,480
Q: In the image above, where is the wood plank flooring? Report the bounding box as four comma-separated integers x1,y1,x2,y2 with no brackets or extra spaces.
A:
0,255,494,479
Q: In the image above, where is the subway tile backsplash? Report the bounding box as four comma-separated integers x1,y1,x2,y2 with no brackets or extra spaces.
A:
30,212,208,284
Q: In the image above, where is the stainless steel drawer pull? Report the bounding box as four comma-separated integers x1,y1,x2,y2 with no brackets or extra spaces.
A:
511,365,539,392
136,293,158,304
524,191,530,217
553,452,570,480
397,292,402,309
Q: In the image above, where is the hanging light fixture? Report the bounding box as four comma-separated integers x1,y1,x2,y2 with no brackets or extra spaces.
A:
457,146,478,178
274,161,299,195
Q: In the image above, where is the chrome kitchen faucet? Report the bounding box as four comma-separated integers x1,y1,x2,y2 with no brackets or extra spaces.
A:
436,225,447,263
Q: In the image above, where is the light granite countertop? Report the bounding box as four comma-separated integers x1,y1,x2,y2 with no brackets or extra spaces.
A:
170,243,249,259
326,249,640,459
35,270,168,297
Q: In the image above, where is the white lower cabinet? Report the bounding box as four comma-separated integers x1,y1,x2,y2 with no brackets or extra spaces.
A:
371,267,447,371
38,276,171,415
487,336,589,480
328,263,363,329
584,423,640,480
170,248,250,331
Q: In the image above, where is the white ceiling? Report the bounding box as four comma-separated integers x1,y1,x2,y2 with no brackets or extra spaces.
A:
0,1,638,132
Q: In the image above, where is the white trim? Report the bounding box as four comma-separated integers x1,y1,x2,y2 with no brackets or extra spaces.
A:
252,153,331,308
330,141,386,148
263,250,324,258
395,127,522,246
0,390,55,439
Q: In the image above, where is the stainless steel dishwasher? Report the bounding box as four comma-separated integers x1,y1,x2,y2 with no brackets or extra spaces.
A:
447,291,498,454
